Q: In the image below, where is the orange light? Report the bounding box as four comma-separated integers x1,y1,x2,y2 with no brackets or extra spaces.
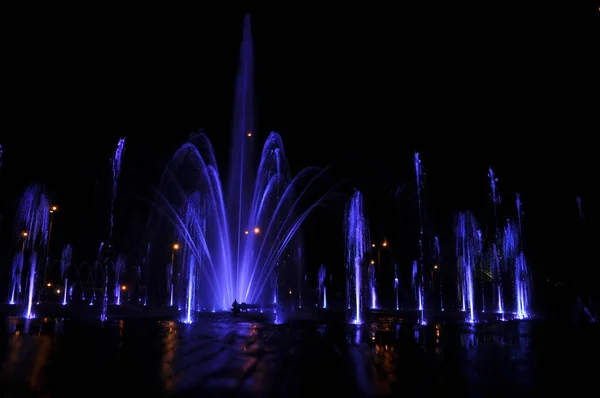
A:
51,205,58,212
370,260,375,264
47,283,52,287
253,227,260,234
21,231,28,238
121,285,127,291
288,289,292,295
247,132,252,137
382,241,388,247
172,243,180,250
433,265,438,270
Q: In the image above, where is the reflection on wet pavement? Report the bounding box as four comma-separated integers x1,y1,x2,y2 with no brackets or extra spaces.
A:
1,314,598,397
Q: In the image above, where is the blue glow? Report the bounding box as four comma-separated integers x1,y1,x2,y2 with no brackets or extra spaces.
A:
154,15,334,319
345,190,370,325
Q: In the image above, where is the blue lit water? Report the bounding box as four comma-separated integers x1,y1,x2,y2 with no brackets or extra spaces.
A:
1,315,597,397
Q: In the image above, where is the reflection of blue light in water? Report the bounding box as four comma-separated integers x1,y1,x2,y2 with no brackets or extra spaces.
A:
345,191,369,325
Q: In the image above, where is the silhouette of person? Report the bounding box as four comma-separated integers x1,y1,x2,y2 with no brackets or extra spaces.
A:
232,299,239,312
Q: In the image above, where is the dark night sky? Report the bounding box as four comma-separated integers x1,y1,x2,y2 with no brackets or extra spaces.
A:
1,3,598,291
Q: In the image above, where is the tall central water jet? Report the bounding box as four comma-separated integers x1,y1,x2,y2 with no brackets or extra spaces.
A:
345,190,370,324
155,15,334,313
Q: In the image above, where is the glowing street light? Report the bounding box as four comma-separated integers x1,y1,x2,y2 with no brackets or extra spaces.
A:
370,260,375,265
50,205,58,213
371,243,376,247
433,264,438,270
21,231,28,238
253,227,260,235
47,283,52,287
121,285,127,291
172,243,180,251
382,241,388,247
247,132,253,137
244,230,249,235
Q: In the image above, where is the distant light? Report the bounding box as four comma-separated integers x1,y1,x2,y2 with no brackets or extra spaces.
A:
56,289,61,294
172,243,180,250
21,231,28,238
371,243,376,247
288,289,292,295
433,265,438,270
121,285,127,291
244,230,249,235
382,241,388,247
247,132,252,137
253,227,260,234
370,260,375,264
47,283,52,287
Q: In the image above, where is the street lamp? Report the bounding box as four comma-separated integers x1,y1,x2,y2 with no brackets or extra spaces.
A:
171,243,180,265
253,227,260,235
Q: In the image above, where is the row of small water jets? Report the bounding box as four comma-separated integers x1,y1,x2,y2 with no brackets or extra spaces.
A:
340,154,532,326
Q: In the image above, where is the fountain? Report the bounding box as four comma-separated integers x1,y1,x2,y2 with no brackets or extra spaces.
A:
368,260,377,309
345,190,370,324
317,264,327,308
11,184,50,318
60,245,72,306
455,211,481,324
101,137,126,321
413,152,425,324
8,252,23,305
433,236,443,311
152,15,335,317
113,254,126,305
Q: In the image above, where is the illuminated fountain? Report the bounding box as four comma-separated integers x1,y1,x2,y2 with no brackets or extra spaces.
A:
13,184,50,318
153,15,334,319
8,252,23,305
345,190,370,324
434,236,443,311
60,245,72,306
101,137,126,321
317,264,327,308
113,254,126,305
368,260,377,309
413,152,425,324
455,211,482,324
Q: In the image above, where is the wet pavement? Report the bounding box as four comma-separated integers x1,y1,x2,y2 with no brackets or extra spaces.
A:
1,314,598,397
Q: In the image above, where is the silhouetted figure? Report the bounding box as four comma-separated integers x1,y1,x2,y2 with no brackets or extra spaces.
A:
232,299,240,315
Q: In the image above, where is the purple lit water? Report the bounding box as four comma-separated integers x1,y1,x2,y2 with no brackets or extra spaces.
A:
369,261,377,309
345,190,370,324
455,211,481,324
318,264,327,308
60,245,72,306
13,184,50,318
113,254,126,305
414,153,425,323
434,236,443,311
155,15,334,316
8,252,23,305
